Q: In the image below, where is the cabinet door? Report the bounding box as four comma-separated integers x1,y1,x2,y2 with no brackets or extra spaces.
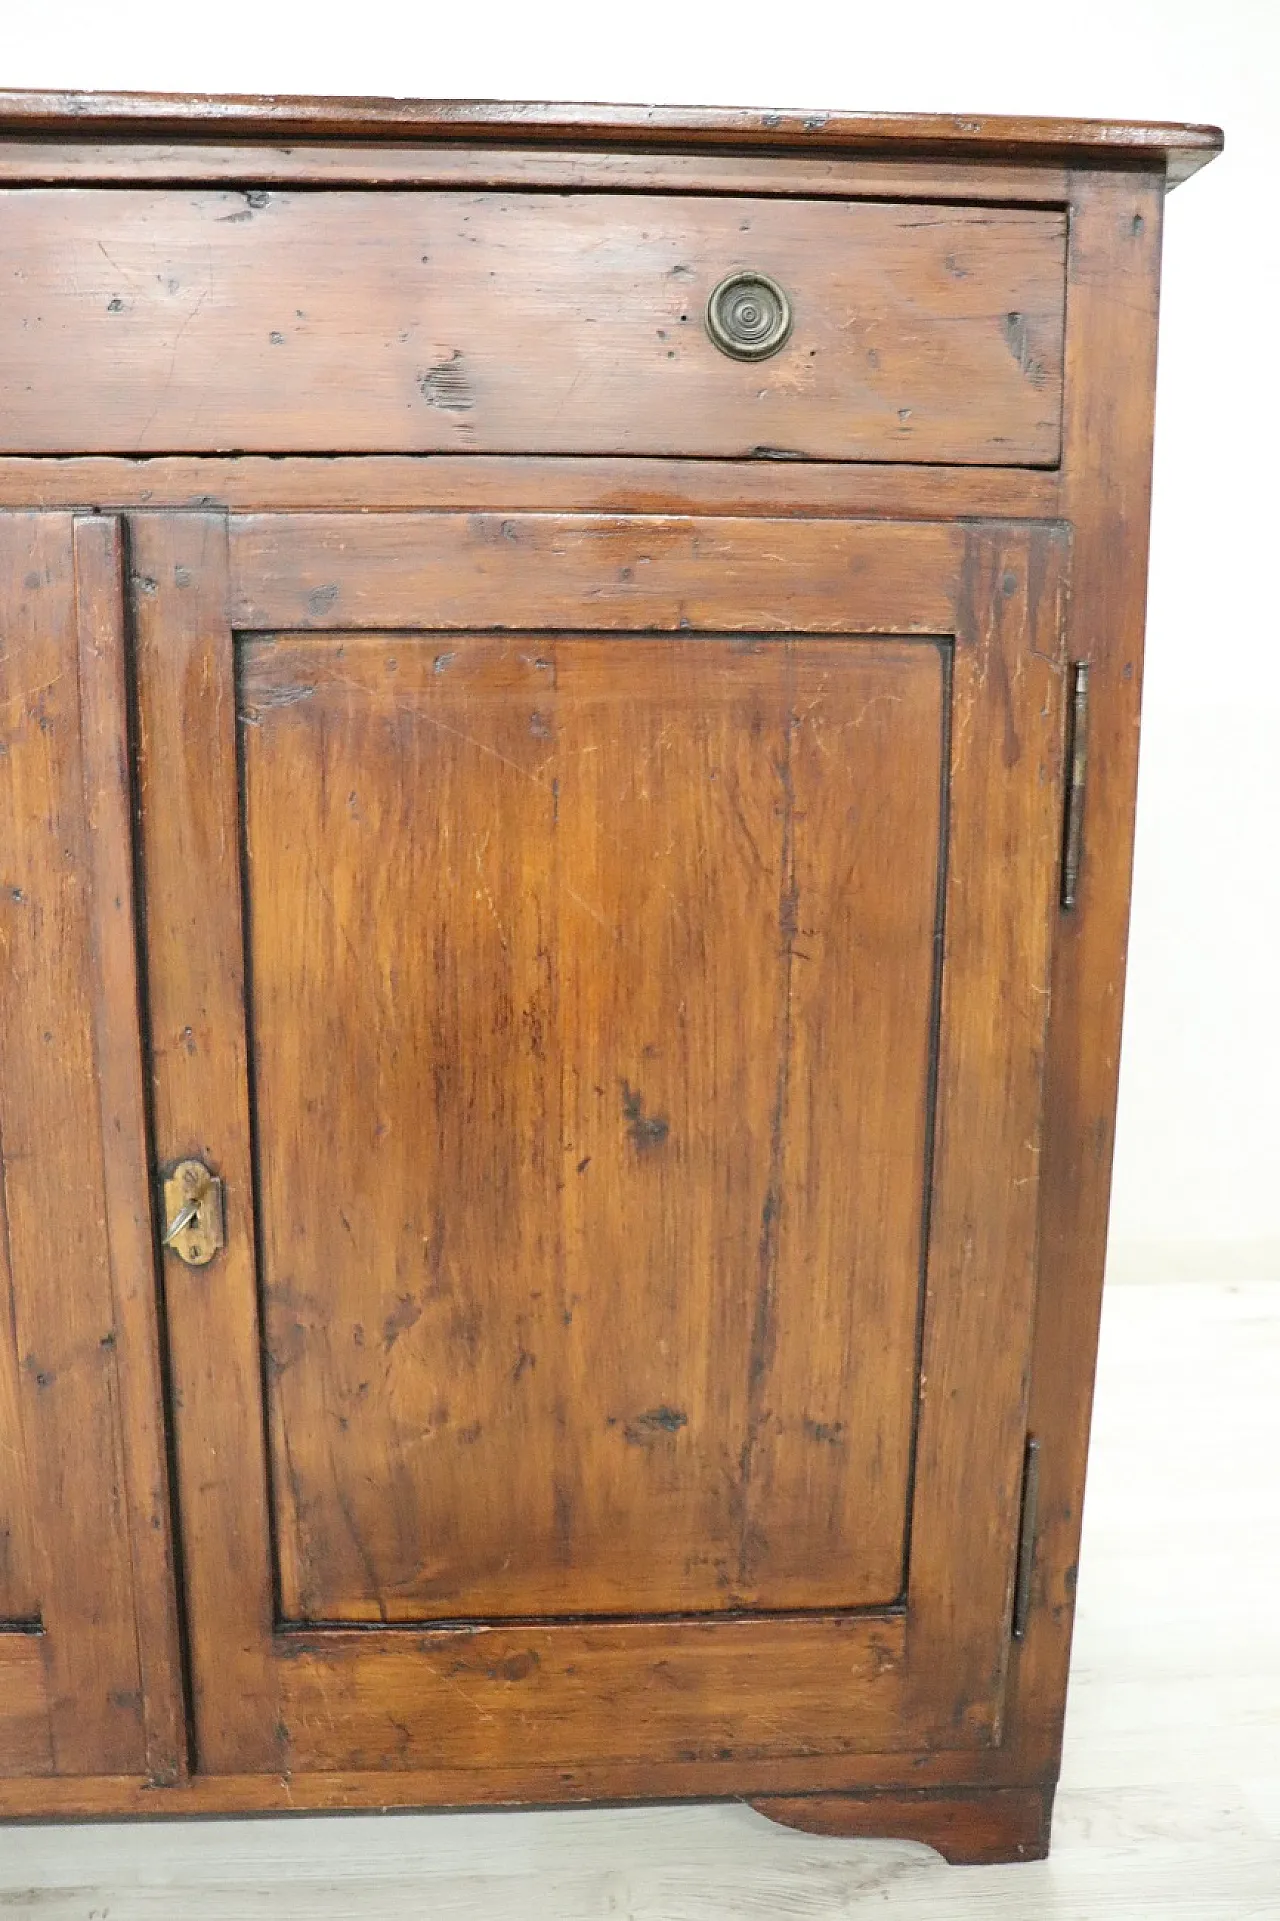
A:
135,510,1067,1786
0,515,182,1782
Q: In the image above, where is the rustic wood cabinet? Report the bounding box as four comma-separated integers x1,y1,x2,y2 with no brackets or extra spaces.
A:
0,92,1220,1862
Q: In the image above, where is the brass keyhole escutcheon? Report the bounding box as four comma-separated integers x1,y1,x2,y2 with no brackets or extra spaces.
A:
161,1159,225,1267
705,270,794,361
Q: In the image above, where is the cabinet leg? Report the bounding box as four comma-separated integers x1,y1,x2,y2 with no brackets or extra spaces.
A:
746,1785,1053,1865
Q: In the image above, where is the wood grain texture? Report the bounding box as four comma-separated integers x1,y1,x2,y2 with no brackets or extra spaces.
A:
275,1616,912,1773
0,514,148,1775
0,1638,49,1775
140,511,1065,1781
749,1786,1052,1862
129,513,281,1776
0,92,1224,182
238,633,941,1621
740,642,943,1604
994,172,1168,1785
902,524,1067,1741
0,456,1061,521
0,1273,1272,1895
146,512,973,1772
0,109,1214,1856
0,1748,1040,1815
0,1779,1276,1917
72,515,188,1785
0,191,1065,462
229,514,960,633
0,143,1073,201
6,1275,1272,1899
0,1186,39,1624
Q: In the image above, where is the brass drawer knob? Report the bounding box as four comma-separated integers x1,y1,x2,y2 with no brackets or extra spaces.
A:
705,270,793,361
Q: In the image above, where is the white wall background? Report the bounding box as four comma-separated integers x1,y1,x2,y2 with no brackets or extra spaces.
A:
5,0,1277,1276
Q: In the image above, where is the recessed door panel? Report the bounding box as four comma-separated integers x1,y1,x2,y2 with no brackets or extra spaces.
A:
238,632,943,1622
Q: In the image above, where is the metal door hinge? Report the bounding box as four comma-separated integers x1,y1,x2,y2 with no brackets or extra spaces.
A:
161,1159,224,1267
1012,1436,1041,1640
1060,663,1091,910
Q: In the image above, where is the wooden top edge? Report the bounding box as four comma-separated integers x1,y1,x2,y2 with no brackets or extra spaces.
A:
0,92,1224,183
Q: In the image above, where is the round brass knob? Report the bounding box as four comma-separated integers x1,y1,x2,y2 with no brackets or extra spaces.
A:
705,271,793,361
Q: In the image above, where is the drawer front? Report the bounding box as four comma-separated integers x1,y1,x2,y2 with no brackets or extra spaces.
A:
0,189,1065,462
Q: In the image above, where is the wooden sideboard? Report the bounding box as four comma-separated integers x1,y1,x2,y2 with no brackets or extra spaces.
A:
0,92,1220,1862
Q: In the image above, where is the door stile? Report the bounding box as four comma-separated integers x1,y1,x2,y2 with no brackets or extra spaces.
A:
0,512,171,1776
130,512,283,1772
73,513,188,1782
903,523,1068,1740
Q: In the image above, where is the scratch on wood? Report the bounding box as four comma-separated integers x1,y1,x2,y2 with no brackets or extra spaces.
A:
736,698,799,1582
418,351,475,413
564,885,609,931
1001,310,1048,387
615,1405,688,1445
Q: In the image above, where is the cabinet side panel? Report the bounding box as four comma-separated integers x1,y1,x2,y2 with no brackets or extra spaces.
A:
1004,170,1166,1781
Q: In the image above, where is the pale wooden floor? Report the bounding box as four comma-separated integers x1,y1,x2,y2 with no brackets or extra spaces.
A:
3,1279,1278,1919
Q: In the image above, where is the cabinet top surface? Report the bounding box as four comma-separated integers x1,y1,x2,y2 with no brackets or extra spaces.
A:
0,90,1223,184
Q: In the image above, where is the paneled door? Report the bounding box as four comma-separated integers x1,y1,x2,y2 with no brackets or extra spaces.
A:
134,510,1068,1786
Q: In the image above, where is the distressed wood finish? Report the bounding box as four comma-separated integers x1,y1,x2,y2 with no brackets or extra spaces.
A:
0,93,1219,1864
0,515,156,1777
0,1747,1060,1816
229,512,960,632
0,92,1223,182
71,516,188,1786
901,525,1065,1741
0,143,1075,201
129,513,280,1774
748,1786,1053,1864
0,1218,39,1627
0,191,1065,462
10,1281,1276,1910
274,1616,915,1774
0,455,1061,520
239,632,942,1622
139,512,1066,1776
1000,170,1170,1785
